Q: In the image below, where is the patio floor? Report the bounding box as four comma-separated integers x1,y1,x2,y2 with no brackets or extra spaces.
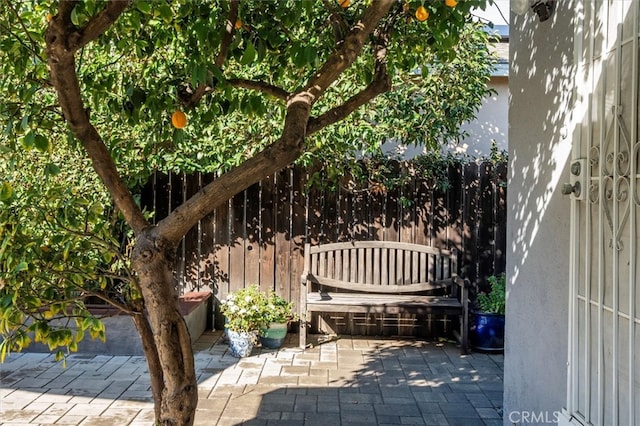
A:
0,331,503,425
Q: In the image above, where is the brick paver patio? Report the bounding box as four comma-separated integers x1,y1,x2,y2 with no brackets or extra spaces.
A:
1,331,503,425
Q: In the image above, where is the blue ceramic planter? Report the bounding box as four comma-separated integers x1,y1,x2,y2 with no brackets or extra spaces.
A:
259,322,288,349
470,311,505,351
227,330,257,358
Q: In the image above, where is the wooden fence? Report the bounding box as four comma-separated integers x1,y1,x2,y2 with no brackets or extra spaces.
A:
141,161,507,317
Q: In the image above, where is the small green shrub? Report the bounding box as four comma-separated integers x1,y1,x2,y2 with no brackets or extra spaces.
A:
262,291,298,324
220,285,297,333
220,285,268,333
476,273,506,315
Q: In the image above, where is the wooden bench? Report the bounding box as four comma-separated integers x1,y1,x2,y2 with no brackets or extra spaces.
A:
299,241,469,353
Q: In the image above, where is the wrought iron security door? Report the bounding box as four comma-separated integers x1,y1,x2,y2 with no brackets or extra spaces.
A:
564,2,640,425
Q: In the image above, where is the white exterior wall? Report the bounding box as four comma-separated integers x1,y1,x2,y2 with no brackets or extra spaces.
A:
504,2,574,424
452,76,509,156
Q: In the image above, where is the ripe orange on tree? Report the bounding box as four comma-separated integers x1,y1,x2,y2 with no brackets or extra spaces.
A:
445,0,458,7
415,5,428,22
234,19,242,30
171,110,187,129
339,0,350,8
46,13,53,22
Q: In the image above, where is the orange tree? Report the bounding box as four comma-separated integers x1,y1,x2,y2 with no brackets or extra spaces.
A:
0,1,493,424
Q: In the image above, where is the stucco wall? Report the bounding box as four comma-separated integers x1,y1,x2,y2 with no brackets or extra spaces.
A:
454,76,509,156
504,2,574,424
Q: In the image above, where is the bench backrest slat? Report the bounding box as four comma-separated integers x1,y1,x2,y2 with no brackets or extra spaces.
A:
304,242,456,293
307,276,455,293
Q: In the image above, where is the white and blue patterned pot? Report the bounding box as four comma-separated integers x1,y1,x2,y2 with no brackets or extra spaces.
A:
227,330,257,358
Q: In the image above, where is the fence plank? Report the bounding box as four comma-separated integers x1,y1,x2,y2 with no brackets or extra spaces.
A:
244,182,261,287
477,162,496,291
414,177,431,247
200,173,216,293
462,162,479,286
494,162,508,276
275,168,292,299
229,191,245,292
447,163,464,263
290,167,306,313
259,176,276,294
181,172,201,292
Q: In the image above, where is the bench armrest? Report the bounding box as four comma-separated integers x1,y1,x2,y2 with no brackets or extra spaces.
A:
453,276,470,288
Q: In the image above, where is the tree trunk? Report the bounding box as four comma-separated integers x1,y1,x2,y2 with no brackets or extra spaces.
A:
132,227,198,426
131,313,164,420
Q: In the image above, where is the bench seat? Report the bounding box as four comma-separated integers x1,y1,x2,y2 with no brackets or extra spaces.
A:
306,292,464,315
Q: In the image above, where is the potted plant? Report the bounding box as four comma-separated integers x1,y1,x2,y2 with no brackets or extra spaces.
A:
259,291,298,349
470,273,506,351
220,285,268,357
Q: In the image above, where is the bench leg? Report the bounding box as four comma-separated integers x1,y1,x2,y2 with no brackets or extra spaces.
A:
460,312,469,355
460,280,469,354
299,318,306,349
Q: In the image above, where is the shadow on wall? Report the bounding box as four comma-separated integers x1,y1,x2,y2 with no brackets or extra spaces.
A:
508,6,577,289
505,0,584,420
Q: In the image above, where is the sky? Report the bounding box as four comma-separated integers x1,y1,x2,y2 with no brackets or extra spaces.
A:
473,0,510,26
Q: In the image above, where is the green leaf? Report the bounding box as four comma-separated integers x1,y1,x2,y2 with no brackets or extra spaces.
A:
0,182,13,201
22,132,35,150
45,163,61,175
208,64,226,85
158,4,172,22
13,261,28,273
303,46,317,65
240,41,257,66
70,8,80,26
136,1,152,14
20,115,29,131
34,134,49,152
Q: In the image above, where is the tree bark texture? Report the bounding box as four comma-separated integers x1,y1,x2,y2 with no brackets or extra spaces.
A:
132,229,198,426
131,313,164,420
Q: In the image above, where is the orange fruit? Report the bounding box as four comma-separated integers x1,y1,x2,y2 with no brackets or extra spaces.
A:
171,110,187,129
445,0,457,6
46,13,53,22
339,0,350,8
415,5,428,21
234,19,242,30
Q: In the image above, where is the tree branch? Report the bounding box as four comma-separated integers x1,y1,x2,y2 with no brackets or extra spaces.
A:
307,69,390,135
321,0,349,42
56,0,78,25
46,8,149,236
216,0,239,68
182,0,239,109
5,1,45,61
307,9,394,135
302,0,394,103
227,78,290,100
72,0,131,52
